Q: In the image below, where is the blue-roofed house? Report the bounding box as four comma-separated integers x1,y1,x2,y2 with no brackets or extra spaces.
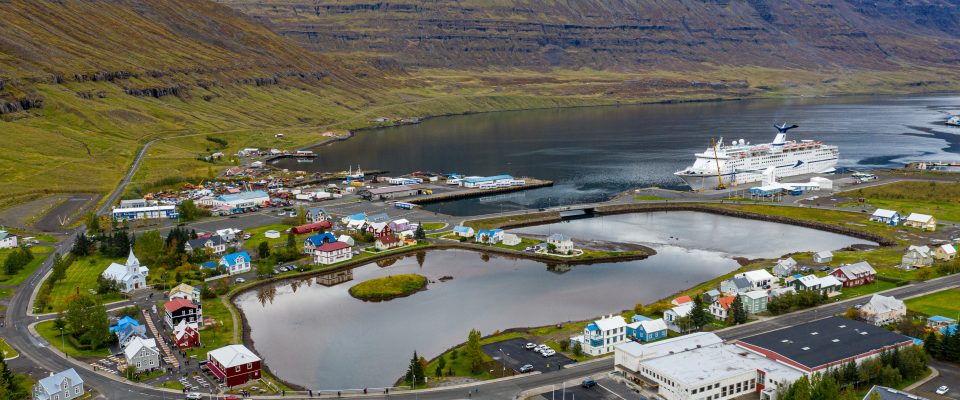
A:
475,229,504,244
110,316,146,347
940,324,958,336
200,261,218,270
33,368,84,400
343,213,367,229
109,316,140,333
218,251,252,275
927,315,957,329
626,318,668,342
631,315,652,323
461,175,514,188
452,225,475,238
303,233,338,254
702,289,722,305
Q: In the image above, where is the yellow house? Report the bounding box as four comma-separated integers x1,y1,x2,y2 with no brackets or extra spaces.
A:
934,244,957,261
904,213,936,231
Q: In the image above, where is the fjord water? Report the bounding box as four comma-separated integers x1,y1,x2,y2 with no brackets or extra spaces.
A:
275,95,960,215
237,212,874,390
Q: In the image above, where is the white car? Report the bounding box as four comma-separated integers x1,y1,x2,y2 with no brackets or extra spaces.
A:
185,393,204,400
535,345,549,352
524,343,537,350
235,277,246,284
541,349,556,357
278,211,286,216
936,386,949,395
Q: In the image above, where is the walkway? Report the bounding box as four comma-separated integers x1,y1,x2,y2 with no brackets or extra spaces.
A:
141,310,179,370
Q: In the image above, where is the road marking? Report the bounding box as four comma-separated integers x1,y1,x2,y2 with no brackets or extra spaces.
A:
598,383,627,399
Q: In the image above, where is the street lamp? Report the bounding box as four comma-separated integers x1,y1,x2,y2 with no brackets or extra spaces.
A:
59,327,64,356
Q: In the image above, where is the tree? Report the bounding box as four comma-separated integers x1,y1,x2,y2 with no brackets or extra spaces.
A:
256,262,272,278
414,223,426,240
674,316,696,333
572,340,583,357
811,374,840,400
633,303,644,316
782,375,812,400
50,253,68,283
465,329,483,373
559,339,570,351
64,294,111,348
731,295,748,325
435,357,446,378
178,200,204,222
258,241,270,259
840,360,858,387
86,213,101,234
297,205,307,225
843,307,860,321
200,283,215,300
53,312,66,332
690,295,711,330
286,232,297,252
405,351,425,385
134,230,165,268
71,233,92,256
879,365,901,386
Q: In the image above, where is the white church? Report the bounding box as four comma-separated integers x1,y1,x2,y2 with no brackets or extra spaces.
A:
102,250,149,293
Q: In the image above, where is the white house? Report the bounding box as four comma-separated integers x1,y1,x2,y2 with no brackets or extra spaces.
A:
737,269,775,290
546,233,574,254
452,225,475,238
101,250,148,293
500,233,522,246
572,315,629,356
772,257,797,277
33,368,84,400
167,283,200,302
218,251,252,275
902,245,933,268
337,234,356,246
904,213,936,231
664,303,694,332
860,294,906,326
0,230,18,249
813,250,833,263
123,336,160,372
313,242,353,265
869,209,901,226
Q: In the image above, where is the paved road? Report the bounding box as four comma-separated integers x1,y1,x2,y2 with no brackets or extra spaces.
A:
915,360,960,399
716,273,960,341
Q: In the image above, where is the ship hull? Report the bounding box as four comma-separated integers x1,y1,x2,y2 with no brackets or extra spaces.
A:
675,158,838,190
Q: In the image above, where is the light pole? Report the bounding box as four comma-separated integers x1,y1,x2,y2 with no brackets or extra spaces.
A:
59,327,64,356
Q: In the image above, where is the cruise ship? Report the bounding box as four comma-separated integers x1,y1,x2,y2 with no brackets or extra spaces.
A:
674,124,839,191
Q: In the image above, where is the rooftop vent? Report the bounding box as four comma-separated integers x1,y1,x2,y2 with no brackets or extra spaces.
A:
832,339,840,343
801,347,810,351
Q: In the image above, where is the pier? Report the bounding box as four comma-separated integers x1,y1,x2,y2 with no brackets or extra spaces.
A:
407,178,553,204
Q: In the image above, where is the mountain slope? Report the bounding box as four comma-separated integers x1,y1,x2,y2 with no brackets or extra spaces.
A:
219,0,960,70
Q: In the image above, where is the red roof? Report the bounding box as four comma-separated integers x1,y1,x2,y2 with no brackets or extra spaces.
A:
316,242,351,252
378,235,401,245
716,296,736,310
164,298,198,313
672,295,692,305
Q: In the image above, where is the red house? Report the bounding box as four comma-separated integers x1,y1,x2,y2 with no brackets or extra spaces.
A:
366,222,393,239
291,221,332,235
172,321,200,349
829,261,877,288
207,344,261,387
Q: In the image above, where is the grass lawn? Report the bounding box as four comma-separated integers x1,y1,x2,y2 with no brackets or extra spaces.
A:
423,333,528,384
905,289,960,317
0,337,18,359
710,204,901,242
633,196,669,201
491,238,539,251
35,320,111,358
420,222,446,231
348,274,427,301
0,288,14,299
838,181,960,222
155,381,183,390
242,223,296,249
46,254,125,312
835,280,898,300
466,212,560,231
0,245,53,285
185,297,234,359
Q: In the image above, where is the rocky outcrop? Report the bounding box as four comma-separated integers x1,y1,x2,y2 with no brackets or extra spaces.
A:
0,97,42,114
221,0,960,70
124,86,187,98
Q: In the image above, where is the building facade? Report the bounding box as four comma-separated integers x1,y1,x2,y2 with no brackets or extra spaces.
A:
207,345,262,387
313,242,353,265
33,368,84,400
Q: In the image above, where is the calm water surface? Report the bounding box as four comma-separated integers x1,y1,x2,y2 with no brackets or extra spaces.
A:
274,95,960,215
237,212,874,390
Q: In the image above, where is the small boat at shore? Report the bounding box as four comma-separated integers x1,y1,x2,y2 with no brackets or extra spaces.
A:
947,116,960,127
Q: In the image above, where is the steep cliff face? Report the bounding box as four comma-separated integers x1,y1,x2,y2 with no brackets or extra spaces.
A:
218,0,960,70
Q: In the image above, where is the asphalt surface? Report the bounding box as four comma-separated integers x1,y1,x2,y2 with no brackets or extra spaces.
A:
482,338,575,374
915,360,960,400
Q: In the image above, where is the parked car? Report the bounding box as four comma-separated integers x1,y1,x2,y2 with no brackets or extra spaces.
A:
582,379,597,389
243,234,251,240
800,266,811,273
519,364,534,373
936,386,949,395
185,393,204,400
278,211,286,216
541,349,556,357
289,211,298,218
819,266,831,272
524,343,537,350
235,278,246,284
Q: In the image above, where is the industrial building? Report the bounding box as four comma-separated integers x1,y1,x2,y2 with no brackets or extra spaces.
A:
735,317,915,374
361,184,424,200
111,205,178,221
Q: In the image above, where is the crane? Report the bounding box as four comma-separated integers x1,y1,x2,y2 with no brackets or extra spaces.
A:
712,137,726,190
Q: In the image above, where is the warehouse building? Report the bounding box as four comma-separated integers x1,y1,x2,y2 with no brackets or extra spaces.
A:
112,205,178,221
735,317,915,375
361,184,423,200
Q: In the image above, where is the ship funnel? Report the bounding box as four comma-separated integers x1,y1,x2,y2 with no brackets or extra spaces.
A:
773,133,787,145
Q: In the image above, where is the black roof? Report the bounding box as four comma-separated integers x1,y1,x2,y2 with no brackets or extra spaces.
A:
737,317,913,369
865,385,928,400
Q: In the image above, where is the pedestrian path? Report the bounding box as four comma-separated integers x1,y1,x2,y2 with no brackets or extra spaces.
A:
142,310,179,369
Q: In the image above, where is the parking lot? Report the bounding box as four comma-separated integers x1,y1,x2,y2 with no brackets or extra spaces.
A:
482,338,576,374
533,375,645,400
914,360,960,399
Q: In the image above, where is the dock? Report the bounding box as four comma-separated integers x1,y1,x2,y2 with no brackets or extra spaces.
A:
407,178,553,204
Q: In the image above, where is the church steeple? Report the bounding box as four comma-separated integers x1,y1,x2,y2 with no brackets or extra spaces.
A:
126,249,140,268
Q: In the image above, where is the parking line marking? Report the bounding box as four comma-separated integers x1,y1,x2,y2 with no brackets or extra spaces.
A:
598,383,627,400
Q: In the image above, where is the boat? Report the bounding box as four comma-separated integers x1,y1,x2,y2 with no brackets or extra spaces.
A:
947,116,960,127
674,123,839,191
345,165,364,181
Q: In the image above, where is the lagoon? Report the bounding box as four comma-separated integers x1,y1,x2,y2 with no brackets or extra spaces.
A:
236,212,874,390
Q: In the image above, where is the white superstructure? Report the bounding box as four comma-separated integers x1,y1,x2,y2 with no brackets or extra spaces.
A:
675,124,839,190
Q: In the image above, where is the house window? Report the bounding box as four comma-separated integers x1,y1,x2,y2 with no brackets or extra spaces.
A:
247,363,252,369
75,387,80,394
236,366,241,372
